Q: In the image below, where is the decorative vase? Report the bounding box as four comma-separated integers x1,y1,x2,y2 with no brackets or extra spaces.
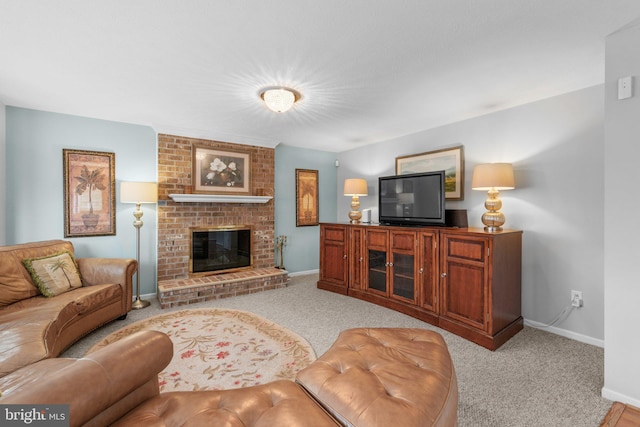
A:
81,213,100,228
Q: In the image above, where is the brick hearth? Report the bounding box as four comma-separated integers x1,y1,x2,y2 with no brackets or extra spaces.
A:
157,268,288,309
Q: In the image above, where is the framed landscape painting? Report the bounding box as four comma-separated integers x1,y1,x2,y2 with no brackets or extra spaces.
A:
296,169,319,226
192,145,251,195
63,149,116,237
396,145,465,200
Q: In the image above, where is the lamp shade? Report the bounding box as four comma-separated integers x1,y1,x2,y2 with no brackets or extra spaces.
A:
120,182,158,203
471,163,515,190
343,178,368,196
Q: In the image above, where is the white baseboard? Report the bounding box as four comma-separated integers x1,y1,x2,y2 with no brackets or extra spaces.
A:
524,318,604,348
288,269,319,277
601,387,640,407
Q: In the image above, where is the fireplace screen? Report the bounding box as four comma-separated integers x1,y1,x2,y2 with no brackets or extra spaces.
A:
191,228,252,274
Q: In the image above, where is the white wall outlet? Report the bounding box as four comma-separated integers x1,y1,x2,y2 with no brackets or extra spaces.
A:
618,76,633,100
571,290,583,308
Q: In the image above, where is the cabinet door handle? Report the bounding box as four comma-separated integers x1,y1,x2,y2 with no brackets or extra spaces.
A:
441,272,447,278
359,257,363,262
419,268,424,274
343,255,347,259
389,262,394,267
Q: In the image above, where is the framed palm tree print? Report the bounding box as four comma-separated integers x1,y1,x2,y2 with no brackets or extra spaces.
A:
296,169,319,226
63,149,116,237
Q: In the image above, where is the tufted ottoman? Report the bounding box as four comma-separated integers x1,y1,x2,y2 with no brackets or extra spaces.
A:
296,328,458,427
117,328,457,427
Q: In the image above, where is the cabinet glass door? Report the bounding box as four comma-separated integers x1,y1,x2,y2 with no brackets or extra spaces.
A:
368,249,387,293
392,253,414,300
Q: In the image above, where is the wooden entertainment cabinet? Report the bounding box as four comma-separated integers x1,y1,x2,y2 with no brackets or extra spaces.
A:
318,222,523,350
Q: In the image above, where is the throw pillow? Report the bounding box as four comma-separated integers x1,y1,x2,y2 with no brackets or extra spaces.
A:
22,251,83,297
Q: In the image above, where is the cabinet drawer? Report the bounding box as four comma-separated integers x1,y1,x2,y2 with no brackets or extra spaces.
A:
446,237,486,262
391,232,416,251
367,229,388,247
324,226,346,242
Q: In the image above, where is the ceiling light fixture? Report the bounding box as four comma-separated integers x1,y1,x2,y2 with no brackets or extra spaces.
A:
260,87,300,113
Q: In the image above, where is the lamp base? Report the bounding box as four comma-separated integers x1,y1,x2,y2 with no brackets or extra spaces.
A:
348,195,362,223
348,210,362,223
480,189,506,233
132,298,150,310
481,210,506,233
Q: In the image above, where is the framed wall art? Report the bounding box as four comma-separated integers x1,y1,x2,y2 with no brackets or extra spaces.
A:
192,145,251,195
63,149,116,237
396,145,465,200
296,169,319,226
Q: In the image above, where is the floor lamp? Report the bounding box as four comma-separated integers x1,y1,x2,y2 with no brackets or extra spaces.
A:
120,181,157,309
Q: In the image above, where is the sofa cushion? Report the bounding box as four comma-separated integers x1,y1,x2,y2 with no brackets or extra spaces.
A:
0,240,75,306
22,251,82,297
0,284,123,377
0,331,173,427
0,305,76,377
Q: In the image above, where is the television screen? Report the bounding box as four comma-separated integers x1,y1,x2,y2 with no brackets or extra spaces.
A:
378,171,445,226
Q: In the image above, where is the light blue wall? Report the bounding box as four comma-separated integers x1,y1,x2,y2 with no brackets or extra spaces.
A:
5,107,158,295
274,144,337,273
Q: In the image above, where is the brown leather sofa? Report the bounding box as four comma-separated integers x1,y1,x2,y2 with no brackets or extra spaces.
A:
0,328,458,427
0,239,137,377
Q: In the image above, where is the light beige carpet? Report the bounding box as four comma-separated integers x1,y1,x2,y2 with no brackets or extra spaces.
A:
86,308,316,392
64,274,613,426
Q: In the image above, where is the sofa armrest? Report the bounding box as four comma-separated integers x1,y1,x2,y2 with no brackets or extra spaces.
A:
77,257,137,312
0,330,172,427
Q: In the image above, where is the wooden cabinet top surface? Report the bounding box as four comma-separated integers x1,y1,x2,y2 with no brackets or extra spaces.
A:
320,222,522,237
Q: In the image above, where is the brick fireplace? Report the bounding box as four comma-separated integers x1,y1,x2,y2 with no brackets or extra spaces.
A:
156,134,286,307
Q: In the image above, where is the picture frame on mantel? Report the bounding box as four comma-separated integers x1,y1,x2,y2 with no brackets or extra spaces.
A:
395,145,465,200
63,149,116,237
192,145,251,195
295,169,319,226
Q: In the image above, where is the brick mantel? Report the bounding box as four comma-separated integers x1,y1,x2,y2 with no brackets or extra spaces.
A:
157,134,275,281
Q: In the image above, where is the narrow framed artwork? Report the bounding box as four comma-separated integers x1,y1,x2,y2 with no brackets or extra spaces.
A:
296,169,319,226
192,145,251,195
396,145,465,200
63,149,116,237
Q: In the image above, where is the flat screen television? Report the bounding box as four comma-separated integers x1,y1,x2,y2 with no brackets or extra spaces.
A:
378,170,446,226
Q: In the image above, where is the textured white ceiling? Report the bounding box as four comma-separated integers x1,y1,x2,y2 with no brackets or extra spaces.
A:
1,1,639,152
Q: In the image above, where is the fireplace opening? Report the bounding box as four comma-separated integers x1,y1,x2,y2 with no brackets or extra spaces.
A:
190,226,252,276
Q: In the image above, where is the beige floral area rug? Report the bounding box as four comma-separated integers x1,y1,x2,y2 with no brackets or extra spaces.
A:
87,308,316,392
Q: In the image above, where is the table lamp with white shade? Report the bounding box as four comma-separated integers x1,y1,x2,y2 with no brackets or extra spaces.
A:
471,163,515,232
343,178,368,223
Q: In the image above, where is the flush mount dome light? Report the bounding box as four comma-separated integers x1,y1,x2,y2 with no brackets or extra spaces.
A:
260,87,300,113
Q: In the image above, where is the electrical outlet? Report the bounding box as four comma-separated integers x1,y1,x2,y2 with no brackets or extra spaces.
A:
571,290,583,308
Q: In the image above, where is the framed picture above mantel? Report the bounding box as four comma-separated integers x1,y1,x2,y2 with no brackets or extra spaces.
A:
192,145,251,195
396,145,465,200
